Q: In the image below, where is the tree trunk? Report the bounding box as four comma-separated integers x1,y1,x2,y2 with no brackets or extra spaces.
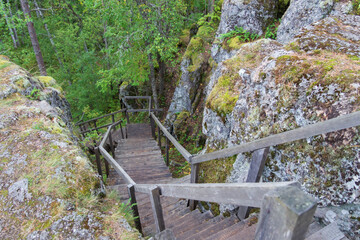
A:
32,0,64,69
157,54,165,97
1,2,17,48
20,0,47,76
6,0,20,47
148,53,159,109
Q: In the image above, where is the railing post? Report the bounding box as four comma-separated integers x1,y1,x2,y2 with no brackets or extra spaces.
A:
111,114,115,123
149,186,165,233
94,147,103,177
165,137,169,166
255,186,317,240
109,128,115,158
150,116,156,139
158,126,162,149
237,147,270,220
125,109,130,124
189,161,199,210
120,124,125,139
127,184,142,234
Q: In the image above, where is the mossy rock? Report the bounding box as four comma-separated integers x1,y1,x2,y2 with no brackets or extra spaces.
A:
179,29,190,46
206,74,239,119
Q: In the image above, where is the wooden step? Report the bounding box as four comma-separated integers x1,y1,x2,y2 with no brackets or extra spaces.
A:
183,215,239,240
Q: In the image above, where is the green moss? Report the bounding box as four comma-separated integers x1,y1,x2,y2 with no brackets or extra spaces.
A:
199,155,237,183
0,62,12,71
210,203,220,216
179,29,190,46
197,25,216,43
206,74,239,119
37,76,63,92
227,37,244,50
184,37,205,72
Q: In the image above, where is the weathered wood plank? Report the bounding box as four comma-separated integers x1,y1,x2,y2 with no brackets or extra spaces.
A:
192,111,360,164
124,96,151,99
127,108,163,113
237,147,270,220
128,184,142,234
135,182,299,208
76,109,125,126
305,222,346,240
189,163,199,210
255,186,317,240
149,186,165,233
150,113,192,162
94,147,103,176
99,146,135,185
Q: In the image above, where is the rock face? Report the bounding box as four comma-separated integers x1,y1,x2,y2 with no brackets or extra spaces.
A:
217,0,278,36
0,58,139,239
277,0,335,43
178,1,360,238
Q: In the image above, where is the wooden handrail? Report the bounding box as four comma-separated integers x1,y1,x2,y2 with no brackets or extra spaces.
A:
192,111,360,164
124,96,151,99
93,101,318,238
150,112,192,162
76,109,126,126
134,182,299,207
99,125,135,185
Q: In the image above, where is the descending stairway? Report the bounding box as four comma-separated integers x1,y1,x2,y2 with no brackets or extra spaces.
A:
106,123,349,240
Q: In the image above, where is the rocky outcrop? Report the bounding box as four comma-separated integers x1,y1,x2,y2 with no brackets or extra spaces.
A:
277,0,335,43
193,2,360,238
0,58,140,239
217,0,279,36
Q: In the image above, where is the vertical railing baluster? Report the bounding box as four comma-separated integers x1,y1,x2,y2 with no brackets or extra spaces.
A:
128,184,142,234
189,161,199,210
165,137,169,166
94,147,103,177
149,186,165,233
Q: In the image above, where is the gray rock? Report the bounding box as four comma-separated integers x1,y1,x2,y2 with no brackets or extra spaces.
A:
26,231,50,240
217,0,278,36
293,14,360,56
8,179,32,203
277,0,335,44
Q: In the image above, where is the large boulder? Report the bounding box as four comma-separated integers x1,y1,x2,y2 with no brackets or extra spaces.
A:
217,0,279,36
277,0,335,44
0,58,140,239
200,12,360,238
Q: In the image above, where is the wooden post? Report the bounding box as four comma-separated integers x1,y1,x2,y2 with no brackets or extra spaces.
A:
166,137,169,166
158,126,162,149
149,186,165,233
150,116,156,139
109,129,115,158
111,114,115,123
127,184,142,234
255,186,317,240
120,125,125,139
189,162,199,210
237,147,270,220
94,147,103,177
125,109,130,124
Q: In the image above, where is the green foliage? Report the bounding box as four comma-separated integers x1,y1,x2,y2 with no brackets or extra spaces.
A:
353,0,360,15
264,19,280,39
27,88,40,100
219,26,259,43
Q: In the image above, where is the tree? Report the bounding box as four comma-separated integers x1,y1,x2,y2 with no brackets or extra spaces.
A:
20,0,47,75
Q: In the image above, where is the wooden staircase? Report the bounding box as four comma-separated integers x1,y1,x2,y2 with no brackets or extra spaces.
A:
76,99,360,240
107,123,258,239
106,123,348,240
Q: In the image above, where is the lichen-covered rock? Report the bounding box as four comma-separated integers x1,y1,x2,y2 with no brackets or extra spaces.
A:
277,0,335,44
0,59,140,239
0,58,73,133
292,14,360,57
200,14,360,237
217,0,279,36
